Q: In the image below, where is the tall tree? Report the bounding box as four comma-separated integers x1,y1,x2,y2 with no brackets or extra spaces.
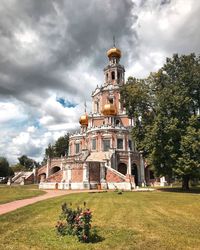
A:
176,115,200,189
120,77,154,152
121,53,200,189
44,134,69,159
45,143,55,159
0,157,14,177
54,134,69,157
18,155,37,170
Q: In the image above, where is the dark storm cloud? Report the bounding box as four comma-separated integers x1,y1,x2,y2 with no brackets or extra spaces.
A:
0,0,137,106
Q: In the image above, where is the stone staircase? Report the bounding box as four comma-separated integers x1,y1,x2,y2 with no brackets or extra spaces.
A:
12,171,33,184
105,165,134,190
45,170,63,183
106,166,126,179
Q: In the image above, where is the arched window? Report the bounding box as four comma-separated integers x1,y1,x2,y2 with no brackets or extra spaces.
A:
108,97,113,104
115,119,120,126
111,71,115,80
96,102,99,113
106,73,108,81
117,71,120,81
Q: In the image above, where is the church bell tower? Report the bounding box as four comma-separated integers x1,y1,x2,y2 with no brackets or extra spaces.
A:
103,39,125,86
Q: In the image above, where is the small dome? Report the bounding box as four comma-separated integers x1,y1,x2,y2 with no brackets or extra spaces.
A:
79,113,88,126
102,103,117,116
107,47,121,58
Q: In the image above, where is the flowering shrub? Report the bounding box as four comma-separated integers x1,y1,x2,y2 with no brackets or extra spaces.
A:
56,202,92,243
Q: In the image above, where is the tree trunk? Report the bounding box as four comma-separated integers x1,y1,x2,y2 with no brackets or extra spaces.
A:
182,175,190,190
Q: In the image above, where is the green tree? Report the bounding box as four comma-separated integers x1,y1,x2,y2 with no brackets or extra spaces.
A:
45,143,55,159
18,155,36,170
44,134,69,159
121,53,200,189
176,115,200,189
120,77,154,153
11,163,26,172
54,134,69,157
0,157,14,177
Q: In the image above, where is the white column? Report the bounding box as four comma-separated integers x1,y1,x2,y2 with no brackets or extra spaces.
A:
100,162,107,189
62,168,68,181
60,159,63,170
83,163,89,181
46,158,50,178
100,163,106,181
118,93,121,112
127,149,131,175
83,163,89,189
67,167,71,181
139,153,145,186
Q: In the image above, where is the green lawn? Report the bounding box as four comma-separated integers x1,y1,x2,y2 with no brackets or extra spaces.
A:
0,184,45,204
0,191,200,250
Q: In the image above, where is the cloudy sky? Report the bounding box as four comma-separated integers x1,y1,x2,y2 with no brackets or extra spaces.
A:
0,0,199,164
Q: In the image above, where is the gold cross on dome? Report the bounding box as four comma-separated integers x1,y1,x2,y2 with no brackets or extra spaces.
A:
113,35,116,47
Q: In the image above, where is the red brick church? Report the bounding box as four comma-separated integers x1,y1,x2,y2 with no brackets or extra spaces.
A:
38,45,152,190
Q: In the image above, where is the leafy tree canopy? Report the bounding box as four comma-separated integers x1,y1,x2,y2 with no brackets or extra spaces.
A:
45,133,69,159
17,155,39,170
121,53,200,189
0,157,14,177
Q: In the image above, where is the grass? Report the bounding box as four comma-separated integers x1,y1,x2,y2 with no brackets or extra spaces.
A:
0,184,45,204
0,191,200,249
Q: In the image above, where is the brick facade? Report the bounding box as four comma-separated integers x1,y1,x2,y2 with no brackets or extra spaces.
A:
89,163,100,182
46,170,63,182
106,169,124,182
71,169,83,182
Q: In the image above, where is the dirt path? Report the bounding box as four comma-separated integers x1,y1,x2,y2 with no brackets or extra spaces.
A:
0,189,99,216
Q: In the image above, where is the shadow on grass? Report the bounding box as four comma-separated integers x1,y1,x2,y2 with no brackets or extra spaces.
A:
89,232,105,243
157,187,200,194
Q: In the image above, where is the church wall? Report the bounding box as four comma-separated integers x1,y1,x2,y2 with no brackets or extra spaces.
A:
92,118,104,127
89,163,100,182
120,117,130,126
46,170,63,183
71,168,83,182
69,136,85,155
113,90,121,112
100,90,120,114
98,133,103,151
101,92,108,112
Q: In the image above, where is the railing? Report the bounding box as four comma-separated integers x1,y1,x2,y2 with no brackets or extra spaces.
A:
45,170,62,182
12,172,23,182
115,150,140,160
38,165,47,174
105,165,126,180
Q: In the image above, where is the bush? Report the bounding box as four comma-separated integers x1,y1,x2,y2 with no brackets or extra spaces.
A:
56,202,92,243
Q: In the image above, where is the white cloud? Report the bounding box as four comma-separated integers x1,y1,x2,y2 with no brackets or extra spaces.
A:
0,102,27,123
0,0,200,164
127,0,200,78
27,126,36,133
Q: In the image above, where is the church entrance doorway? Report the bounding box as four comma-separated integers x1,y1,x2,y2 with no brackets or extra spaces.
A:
89,162,100,189
118,162,127,175
131,163,138,186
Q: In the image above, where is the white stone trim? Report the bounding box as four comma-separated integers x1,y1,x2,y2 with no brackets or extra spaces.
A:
107,182,132,190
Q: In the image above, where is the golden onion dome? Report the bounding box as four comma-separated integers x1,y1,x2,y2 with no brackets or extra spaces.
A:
79,113,88,126
107,47,121,58
102,103,117,116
